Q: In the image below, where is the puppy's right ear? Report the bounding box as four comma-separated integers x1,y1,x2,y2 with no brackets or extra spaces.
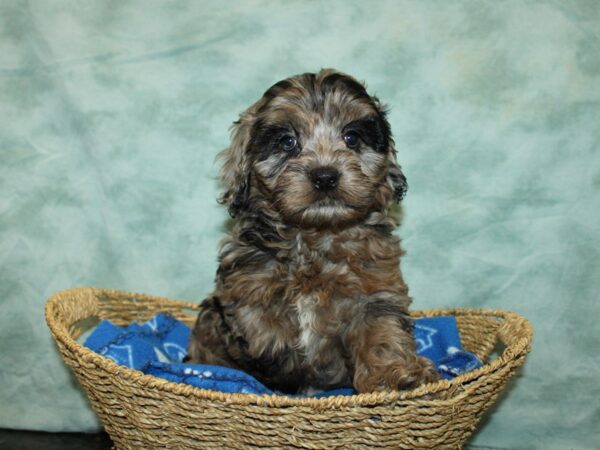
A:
217,114,253,217
217,80,283,217
218,91,272,217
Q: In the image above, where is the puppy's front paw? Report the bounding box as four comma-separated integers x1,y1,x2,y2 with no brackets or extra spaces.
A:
355,355,439,393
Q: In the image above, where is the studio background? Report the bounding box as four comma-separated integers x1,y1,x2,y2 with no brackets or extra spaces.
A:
1,1,599,449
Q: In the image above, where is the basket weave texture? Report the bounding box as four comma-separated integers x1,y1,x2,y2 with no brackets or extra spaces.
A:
45,288,532,450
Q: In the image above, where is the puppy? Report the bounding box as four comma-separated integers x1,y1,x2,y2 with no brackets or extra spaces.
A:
187,69,438,394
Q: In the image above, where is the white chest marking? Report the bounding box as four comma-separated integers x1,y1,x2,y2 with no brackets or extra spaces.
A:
296,295,318,355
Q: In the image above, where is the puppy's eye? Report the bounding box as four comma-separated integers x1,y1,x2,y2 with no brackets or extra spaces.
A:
280,135,298,152
343,131,360,149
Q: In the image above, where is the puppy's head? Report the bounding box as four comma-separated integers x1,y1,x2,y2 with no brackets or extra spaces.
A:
219,69,407,227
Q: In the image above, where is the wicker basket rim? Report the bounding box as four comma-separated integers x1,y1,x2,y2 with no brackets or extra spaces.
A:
45,287,533,409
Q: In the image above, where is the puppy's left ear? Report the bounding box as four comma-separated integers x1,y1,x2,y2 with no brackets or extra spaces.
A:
387,152,408,202
372,99,408,203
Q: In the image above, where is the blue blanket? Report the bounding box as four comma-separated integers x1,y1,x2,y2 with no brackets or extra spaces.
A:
84,313,481,396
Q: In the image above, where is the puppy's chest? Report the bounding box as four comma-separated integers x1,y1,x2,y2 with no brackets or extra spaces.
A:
286,232,391,299
286,235,364,355
295,295,321,351
293,294,349,386
229,230,402,363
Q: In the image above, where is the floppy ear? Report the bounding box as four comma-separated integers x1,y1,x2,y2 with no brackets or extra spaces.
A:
217,120,251,217
370,98,408,203
217,103,262,217
387,151,408,202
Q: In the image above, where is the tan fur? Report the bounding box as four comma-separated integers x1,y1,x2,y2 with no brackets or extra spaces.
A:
187,69,438,393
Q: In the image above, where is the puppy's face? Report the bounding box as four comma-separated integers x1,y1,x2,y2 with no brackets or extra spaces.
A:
220,70,407,227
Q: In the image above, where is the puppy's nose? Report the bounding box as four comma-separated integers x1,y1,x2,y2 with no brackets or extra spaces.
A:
310,167,340,192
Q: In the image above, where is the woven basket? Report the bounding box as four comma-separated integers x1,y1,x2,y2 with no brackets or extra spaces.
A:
45,287,532,450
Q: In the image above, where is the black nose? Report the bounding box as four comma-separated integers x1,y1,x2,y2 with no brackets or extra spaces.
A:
310,167,340,192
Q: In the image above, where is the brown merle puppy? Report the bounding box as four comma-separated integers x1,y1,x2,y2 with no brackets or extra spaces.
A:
187,69,439,394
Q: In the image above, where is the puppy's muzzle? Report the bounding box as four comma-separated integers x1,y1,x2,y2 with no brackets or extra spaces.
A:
309,167,340,193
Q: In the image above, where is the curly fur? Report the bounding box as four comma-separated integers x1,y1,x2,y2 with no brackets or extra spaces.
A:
187,69,438,394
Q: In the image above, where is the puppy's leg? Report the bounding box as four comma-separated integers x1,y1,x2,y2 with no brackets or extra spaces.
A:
185,296,242,369
344,299,439,393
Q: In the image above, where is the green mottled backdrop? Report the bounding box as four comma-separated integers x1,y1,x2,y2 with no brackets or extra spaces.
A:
1,1,599,448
